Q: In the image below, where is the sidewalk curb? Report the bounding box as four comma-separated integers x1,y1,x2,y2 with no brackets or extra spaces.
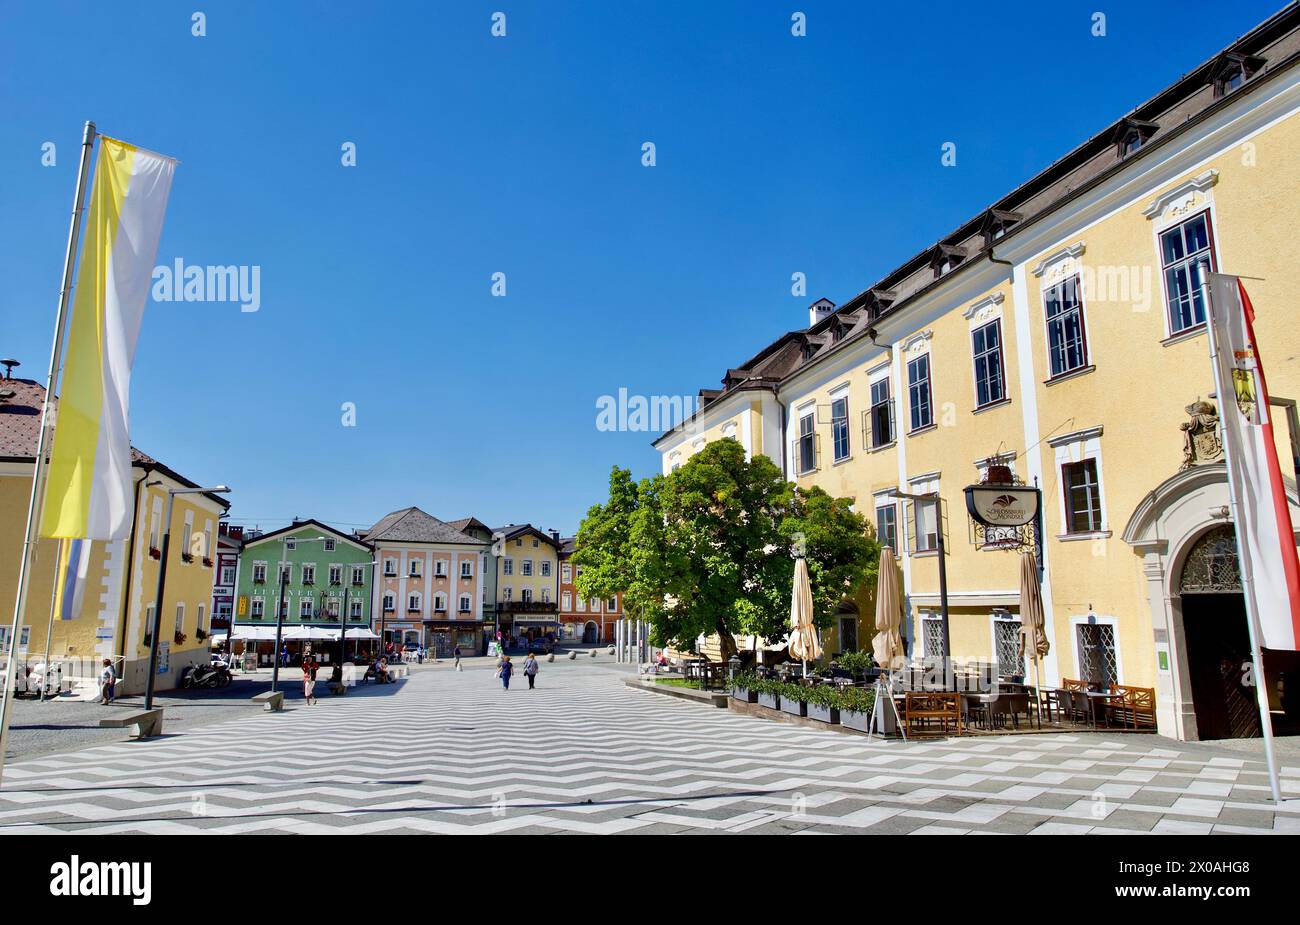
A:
623,677,729,708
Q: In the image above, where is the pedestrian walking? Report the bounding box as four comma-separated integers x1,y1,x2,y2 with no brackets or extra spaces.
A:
497,655,513,690
98,658,116,704
454,645,461,671
523,652,539,689
302,654,319,705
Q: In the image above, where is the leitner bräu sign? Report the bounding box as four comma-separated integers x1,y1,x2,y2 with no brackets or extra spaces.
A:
964,485,1039,528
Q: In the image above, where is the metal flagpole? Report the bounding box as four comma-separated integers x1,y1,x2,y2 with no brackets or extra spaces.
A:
1198,260,1283,803
0,122,96,784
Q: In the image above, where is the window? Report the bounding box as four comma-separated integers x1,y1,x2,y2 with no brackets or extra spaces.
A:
521,589,533,604
540,561,551,577
907,355,932,431
590,599,601,613
522,560,533,577
174,603,185,634
541,588,551,603
300,598,313,618
839,616,858,652
562,591,572,610
434,593,446,612
435,560,447,577
459,595,471,613
911,480,940,553
831,395,850,462
329,565,342,586
1076,622,1117,689
220,565,235,586
182,512,194,560
532,539,539,548
503,558,514,576
326,599,340,618
1159,211,1215,335
203,525,212,559
323,538,335,551
251,598,264,619
384,558,397,577
577,597,586,612
607,597,618,612
797,411,816,474
197,604,206,634
408,593,421,612
994,617,1024,678
971,320,1005,407
409,560,422,578
503,587,513,602
562,564,572,583
1044,276,1088,377
922,616,945,658
875,503,897,553
1062,459,1103,534
351,566,365,586
349,599,363,619
868,378,893,447
252,562,267,583
382,593,394,613
460,560,473,578
301,564,315,585
286,538,296,551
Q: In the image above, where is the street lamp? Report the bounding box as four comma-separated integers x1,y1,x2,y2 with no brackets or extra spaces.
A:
271,534,326,693
145,483,231,711
887,488,950,661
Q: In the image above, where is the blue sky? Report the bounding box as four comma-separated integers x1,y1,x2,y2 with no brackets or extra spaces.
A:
0,0,1283,535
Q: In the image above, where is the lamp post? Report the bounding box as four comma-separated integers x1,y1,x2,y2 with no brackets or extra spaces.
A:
888,489,950,660
271,534,326,693
145,483,231,711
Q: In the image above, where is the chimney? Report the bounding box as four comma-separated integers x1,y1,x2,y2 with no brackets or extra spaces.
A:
550,529,560,542
808,298,835,327
1,359,19,380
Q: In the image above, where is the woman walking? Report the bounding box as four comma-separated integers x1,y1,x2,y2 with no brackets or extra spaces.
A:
302,653,319,705
453,645,462,671
98,658,116,704
497,655,513,690
522,652,539,690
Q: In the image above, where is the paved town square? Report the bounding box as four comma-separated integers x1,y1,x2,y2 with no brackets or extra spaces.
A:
0,660,1295,835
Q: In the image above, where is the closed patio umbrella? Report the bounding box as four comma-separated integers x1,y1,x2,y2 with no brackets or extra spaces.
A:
872,547,903,672
788,557,820,677
1017,551,1050,728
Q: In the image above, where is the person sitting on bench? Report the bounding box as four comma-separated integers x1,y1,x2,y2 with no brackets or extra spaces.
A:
372,657,390,683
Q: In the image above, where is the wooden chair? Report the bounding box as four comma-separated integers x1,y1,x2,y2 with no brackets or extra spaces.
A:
1106,684,1156,729
904,692,961,736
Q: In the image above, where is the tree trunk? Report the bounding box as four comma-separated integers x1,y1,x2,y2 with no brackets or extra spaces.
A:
715,620,738,662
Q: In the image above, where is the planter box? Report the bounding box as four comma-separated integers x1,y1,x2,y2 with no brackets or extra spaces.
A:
731,686,758,704
757,691,780,711
841,708,873,732
780,696,807,717
806,701,840,724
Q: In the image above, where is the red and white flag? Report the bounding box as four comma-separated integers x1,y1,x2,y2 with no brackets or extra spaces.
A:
1208,273,1300,651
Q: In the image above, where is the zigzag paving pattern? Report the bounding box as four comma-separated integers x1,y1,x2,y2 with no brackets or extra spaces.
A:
0,662,1296,834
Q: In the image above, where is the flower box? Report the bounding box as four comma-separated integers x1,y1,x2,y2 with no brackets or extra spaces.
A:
202,557,213,568
731,685,758,704
757,691,780,711
149,547,161,560
840,708,873,733
181,553,194,563
780,694,807,717
806,701,840,724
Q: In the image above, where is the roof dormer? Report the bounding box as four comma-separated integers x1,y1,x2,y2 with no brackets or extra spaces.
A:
930,244,970,279
1112,117,1159,157
1209,51,1265,97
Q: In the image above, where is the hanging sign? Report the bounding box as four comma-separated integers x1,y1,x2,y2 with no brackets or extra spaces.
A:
964,484,1039,528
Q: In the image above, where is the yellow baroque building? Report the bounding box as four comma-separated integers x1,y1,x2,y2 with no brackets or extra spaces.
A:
654,7,1300,741
1,377,229,695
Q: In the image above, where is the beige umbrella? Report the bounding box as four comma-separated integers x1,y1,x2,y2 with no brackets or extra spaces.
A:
788,557,820,677
872,546,903,672
1017,551,1050,727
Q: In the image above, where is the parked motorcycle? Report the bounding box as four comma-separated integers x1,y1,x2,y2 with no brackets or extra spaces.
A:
180,662,232,689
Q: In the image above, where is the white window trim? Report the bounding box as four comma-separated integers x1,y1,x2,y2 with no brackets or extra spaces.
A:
1041,271,1092,379
1050,427,1110,539
1068,613,1125,686
988,610,1023,675
1149,199,1222,341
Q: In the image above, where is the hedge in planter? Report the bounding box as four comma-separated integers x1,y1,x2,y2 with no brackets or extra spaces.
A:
801,684,841,724
837,687,878,733
749,676,782,711
730,671,759,704
778,682,808,717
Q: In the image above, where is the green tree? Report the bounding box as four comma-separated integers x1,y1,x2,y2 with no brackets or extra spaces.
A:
576,440,878,661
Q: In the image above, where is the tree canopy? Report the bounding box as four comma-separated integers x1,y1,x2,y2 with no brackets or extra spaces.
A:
574,439,879,659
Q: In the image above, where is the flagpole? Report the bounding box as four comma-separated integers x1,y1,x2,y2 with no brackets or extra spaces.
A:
1198,259,1283,804
0,121,97,784
38,539,64,703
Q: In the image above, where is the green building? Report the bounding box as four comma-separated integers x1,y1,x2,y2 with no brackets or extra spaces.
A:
232,519,374,663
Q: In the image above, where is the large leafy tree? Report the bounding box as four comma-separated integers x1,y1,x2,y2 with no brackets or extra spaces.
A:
575,440,878,660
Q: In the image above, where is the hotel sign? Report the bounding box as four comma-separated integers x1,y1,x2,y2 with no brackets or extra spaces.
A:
964,484,1039,528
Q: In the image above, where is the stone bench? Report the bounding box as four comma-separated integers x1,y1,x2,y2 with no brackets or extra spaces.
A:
98,709,164,739
251,691,284,712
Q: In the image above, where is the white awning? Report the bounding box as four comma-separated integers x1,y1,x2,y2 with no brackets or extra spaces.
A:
345,628,379,640
228,625,281,641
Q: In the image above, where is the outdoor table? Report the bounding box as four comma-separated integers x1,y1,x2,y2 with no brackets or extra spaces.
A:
1084,691,1118,727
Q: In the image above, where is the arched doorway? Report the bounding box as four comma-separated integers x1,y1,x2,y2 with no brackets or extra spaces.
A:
582,621,599,643
835,601,860,655
1176,525,1259,740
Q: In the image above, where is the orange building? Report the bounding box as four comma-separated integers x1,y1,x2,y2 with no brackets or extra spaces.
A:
557,537,621,643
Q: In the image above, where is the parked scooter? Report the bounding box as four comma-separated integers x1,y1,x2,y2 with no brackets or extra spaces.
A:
180,661,232,689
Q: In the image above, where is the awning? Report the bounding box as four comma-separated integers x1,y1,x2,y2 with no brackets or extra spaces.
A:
344,628,379,640
228,625,281,641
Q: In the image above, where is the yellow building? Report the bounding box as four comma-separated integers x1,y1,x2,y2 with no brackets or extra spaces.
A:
655,7,1300,741
1,377,229,695
493,524,562,641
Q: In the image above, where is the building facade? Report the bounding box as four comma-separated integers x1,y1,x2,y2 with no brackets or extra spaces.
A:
557,537,621,642
493,524,561,641
1,376,229,694
232,519,373,663
364,508,491,656
211,521,243,635
654,7,1300,741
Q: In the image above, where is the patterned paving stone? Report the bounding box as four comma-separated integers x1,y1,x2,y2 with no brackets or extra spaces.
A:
0,663,1293,834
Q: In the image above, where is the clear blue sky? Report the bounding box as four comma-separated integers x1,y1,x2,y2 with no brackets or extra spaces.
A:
0,0,1284,535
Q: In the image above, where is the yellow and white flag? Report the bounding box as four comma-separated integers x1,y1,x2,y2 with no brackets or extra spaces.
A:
41,136,176,540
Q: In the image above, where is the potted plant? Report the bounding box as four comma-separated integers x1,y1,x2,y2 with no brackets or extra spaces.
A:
835,649,875,682
149,546,161,560
838,686,878,733
196,628,207,641
181,552,194,563
174,631,187,645
755,677,781,711
804,684,841,724
779,682,808,717
730,670,759,704
202,556,213,568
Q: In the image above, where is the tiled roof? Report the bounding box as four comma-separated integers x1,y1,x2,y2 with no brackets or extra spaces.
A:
365,507,482,544
0,377,226,505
